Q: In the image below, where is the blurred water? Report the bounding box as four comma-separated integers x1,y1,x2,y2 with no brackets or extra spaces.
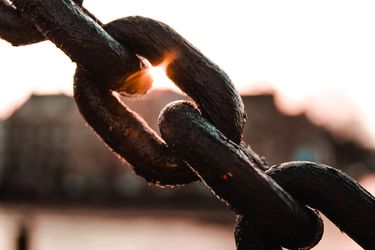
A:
0,208,364,250
0,208,235,250
0,175,374,250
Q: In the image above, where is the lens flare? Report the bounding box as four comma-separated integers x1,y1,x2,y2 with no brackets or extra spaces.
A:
147,60,175,90
119,54,178,96
118,68,153,96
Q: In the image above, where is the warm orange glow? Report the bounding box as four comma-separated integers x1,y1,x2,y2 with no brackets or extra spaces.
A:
146,55,180,91
148,62,173,89
118,55,180,96
119,68,153,96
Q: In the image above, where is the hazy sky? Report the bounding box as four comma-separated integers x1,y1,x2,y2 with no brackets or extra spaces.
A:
1,0,375,147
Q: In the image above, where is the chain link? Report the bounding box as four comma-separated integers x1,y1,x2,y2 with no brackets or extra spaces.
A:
1,0,374,249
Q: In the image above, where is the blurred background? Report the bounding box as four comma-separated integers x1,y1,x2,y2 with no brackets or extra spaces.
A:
1,0,375,249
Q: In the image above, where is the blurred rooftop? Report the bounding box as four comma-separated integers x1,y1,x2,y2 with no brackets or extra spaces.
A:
0,90,374,206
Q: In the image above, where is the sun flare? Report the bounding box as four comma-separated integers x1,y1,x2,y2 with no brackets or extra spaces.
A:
120,56,178,96
144,53,180,91
148,63,175,90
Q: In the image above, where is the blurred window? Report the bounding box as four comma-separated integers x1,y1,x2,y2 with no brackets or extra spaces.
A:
293,147,318,162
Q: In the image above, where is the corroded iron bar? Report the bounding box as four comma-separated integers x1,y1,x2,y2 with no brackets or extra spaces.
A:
158,101,323,249
73,16,252,185
235,215,282,250
266,161,375,249
74,67,197,185
0,0,44,45
10,0,140,88
105,16,245,143
0,0,100,46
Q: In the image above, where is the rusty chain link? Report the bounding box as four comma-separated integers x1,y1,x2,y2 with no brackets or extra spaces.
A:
1,0,375,249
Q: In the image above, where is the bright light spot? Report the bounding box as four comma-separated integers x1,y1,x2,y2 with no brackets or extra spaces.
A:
146,58,180,92
119,54,181,96
149,64,171,88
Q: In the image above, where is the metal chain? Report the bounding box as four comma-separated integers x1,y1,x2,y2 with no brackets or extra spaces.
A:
1,1,374,249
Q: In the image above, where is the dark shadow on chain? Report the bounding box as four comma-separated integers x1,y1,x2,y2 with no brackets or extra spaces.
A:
235,215,282,250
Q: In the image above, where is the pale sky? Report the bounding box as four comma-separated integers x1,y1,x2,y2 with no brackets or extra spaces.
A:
1,0,375,147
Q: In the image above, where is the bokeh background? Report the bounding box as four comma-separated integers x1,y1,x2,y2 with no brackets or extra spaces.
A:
1,1,375,249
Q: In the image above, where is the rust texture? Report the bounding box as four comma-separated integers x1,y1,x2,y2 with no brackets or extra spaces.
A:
267,162,375,249
0,0,97,46
1,1,374,249
158,101,323,248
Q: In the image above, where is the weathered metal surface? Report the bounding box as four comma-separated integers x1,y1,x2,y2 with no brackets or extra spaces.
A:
267,162,375,249
159,101,323,248
1,1,375,249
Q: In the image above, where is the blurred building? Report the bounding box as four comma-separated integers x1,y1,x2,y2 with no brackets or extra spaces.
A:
243,95,335,165
242,94,375,176
0,95,123,201
0,94,212,205
0,91,373,204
